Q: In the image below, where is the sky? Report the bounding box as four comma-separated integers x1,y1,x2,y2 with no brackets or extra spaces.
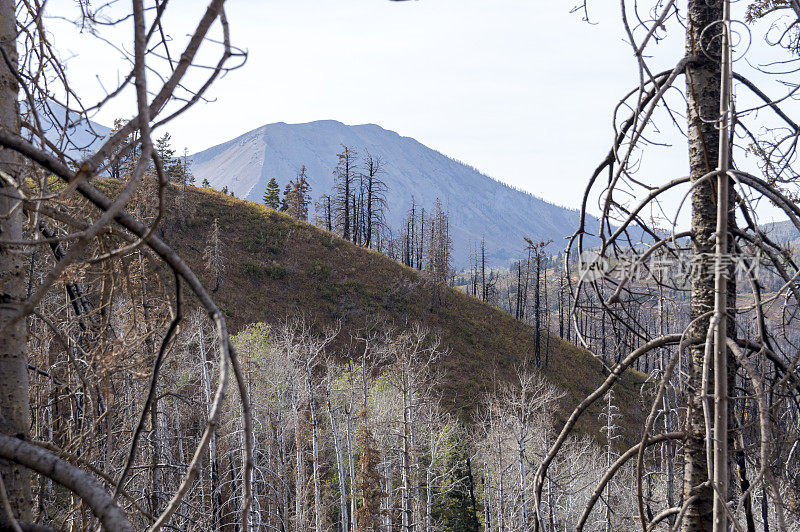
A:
46,1,796,223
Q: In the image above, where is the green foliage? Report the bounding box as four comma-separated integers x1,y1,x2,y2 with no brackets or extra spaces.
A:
231,322,273,367
307,260,331,280
433,440,480,532
263,177,281,209
202,178,210,187
281,167,311,220
155,132,175,167
243,261,287,280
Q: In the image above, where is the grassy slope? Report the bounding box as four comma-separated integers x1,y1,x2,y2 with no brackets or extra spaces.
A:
164,185,645,442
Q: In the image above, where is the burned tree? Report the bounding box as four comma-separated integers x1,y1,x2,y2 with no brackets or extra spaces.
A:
0,0,254,528
334,145,359,241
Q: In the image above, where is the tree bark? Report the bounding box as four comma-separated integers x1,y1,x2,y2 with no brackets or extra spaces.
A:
327,389,349,532
307,364,323,532
683,0,732,529
0,0,31,521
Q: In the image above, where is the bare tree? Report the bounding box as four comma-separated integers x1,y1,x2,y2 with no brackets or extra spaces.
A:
361,150,388,249
334,145,359,241
535,1,800,531
0,1,254,528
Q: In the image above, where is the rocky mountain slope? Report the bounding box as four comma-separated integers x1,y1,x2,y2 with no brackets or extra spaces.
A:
190,120,597,266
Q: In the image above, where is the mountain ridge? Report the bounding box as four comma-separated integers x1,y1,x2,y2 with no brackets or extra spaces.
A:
189,119,597,267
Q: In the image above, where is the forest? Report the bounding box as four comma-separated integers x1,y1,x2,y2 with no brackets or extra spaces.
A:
2,1,800,532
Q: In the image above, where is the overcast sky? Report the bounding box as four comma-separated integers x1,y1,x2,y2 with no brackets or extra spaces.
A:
48,1,793,223
50,1,657,212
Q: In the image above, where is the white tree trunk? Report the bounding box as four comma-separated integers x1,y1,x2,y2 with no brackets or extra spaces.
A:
307,365,324,532
0,0,30,520
328,391,349,532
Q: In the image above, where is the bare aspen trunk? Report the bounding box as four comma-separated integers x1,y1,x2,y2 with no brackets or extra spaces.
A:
483,464,493,532
278,422,289,532
327,390,349,532
425,466,433,532
293,398,307,530
409,389,422,529
518,443,528,529
383,458,393,532
497,430,504,532
401,429,411,531
401,378,414,531
200,325,223,528
0,0,31,520
149,401,162,515
683,0,733,529
307,365,324,532
346,410,358,532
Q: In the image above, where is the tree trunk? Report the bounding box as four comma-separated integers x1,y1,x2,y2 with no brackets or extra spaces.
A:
0,0,31,520
683,0,731,529
306,365,324,532
346,411,358,532
327,392,349,532
294,400,307,530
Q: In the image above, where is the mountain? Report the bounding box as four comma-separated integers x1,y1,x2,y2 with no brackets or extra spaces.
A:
763,219,800,247
22,101,112,161
190,120,596,267
146,183,644,440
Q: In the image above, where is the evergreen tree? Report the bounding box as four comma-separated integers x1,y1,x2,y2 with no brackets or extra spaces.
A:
201,178,210,187
109,118,132,180
263,177,281,209
180,148,195,185
155,132,176,178
155,132,175,163
291,166,311,221
282,167,312,220
280,183,292,212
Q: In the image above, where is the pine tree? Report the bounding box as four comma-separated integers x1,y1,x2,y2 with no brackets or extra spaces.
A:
181,148,195,185
109,118,132,180
202,178,210,187
155,132,181,181
281,167,311,220
263,177,281,209
280,183,292,212
291,166,311,221
155,132,174,163
203,218,225,292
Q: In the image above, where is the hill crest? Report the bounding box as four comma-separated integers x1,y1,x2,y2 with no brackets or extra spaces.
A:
189,119,597,267
156,183,642,439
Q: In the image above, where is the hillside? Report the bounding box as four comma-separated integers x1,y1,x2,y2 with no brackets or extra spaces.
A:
189,120,599,267
763,219,800,248
157,184,643,441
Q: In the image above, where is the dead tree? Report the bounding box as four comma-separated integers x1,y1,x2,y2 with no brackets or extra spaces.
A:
334,146,358,242
0,1,254,528
535,1,800,531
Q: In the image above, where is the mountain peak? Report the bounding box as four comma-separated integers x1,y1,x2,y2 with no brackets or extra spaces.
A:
190,121,594,266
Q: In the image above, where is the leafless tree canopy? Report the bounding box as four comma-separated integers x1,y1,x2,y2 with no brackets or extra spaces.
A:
544,0,800,530
0,0,253,529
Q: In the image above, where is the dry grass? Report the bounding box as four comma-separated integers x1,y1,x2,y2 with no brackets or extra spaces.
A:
153,184,645,443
